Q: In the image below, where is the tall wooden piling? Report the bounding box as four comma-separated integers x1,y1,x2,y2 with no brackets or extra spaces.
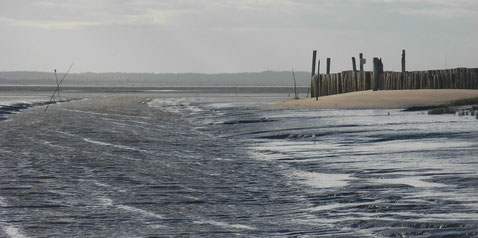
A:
326,58,331,74
359,53,364,72
311,50,317,98
352,57,358,91
309,50,478,98
316,60,320,100
401,49,406,73
311,50,317,77
373,58,383,91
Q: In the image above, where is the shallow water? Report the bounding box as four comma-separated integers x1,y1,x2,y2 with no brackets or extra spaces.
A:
1,89,478,237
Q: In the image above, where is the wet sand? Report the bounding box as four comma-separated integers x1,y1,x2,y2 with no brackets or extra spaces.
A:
267,89,478,109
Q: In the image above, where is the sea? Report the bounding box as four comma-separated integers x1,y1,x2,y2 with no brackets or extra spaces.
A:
1,86,478,237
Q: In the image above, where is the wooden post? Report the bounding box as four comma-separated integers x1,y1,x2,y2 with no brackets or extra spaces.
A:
373,58,378,91
316,60,320,100
373,57,383,91
352,57,357,91
359,53,364,72
317,59,320,76
326,58,331,74
401,49,406,73
311,50,317,98
54,69,60,98
379,58,383,90
311,50,317,77
292,68,298,99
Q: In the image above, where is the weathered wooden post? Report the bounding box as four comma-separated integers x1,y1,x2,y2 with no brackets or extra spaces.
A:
379,59,383,90
316,60,320,100
311,50,317,98
359,53,364,72
401,49,406,73
326,58,331,75
400,50,406,89
373,57,383,91
352,57,356,91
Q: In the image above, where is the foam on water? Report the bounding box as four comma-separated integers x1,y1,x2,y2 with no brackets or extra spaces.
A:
0,197,7,207
148,98,205,115
98,197,114,207
308,201,380,212
0,197,28,238
293,171,352,188
97,196,163,219
83,138,147,152
193,220,256,230
60,108,149,119
1,225,28,238
0,96,49,106
116,205,164,219
371,176,449,188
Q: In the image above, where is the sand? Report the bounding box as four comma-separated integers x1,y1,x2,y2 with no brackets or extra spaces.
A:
267,89,478,110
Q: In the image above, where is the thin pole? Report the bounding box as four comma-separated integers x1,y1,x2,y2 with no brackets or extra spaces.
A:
45,63,74,112
54,69,60,98
292,68,298,99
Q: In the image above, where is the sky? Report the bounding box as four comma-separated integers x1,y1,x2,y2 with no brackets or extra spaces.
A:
0,0,477,73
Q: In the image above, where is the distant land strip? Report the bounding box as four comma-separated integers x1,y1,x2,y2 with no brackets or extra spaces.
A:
0,71,310,87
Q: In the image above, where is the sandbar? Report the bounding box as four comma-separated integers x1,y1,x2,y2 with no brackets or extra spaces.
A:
267,89,478,109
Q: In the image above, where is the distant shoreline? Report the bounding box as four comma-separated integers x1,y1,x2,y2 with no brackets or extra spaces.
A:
266,89,478,110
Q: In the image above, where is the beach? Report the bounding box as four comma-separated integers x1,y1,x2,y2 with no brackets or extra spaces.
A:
268,89,478,109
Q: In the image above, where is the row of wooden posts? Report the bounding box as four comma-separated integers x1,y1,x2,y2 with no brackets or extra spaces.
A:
310,50,478,99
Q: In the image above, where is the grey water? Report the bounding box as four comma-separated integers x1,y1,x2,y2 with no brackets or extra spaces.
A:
1,88,478,237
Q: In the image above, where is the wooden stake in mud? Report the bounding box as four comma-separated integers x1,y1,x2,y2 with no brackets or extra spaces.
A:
352,57,357,72
326,58,331,74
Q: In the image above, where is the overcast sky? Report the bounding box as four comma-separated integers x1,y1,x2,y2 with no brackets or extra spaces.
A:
1,0,477,73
